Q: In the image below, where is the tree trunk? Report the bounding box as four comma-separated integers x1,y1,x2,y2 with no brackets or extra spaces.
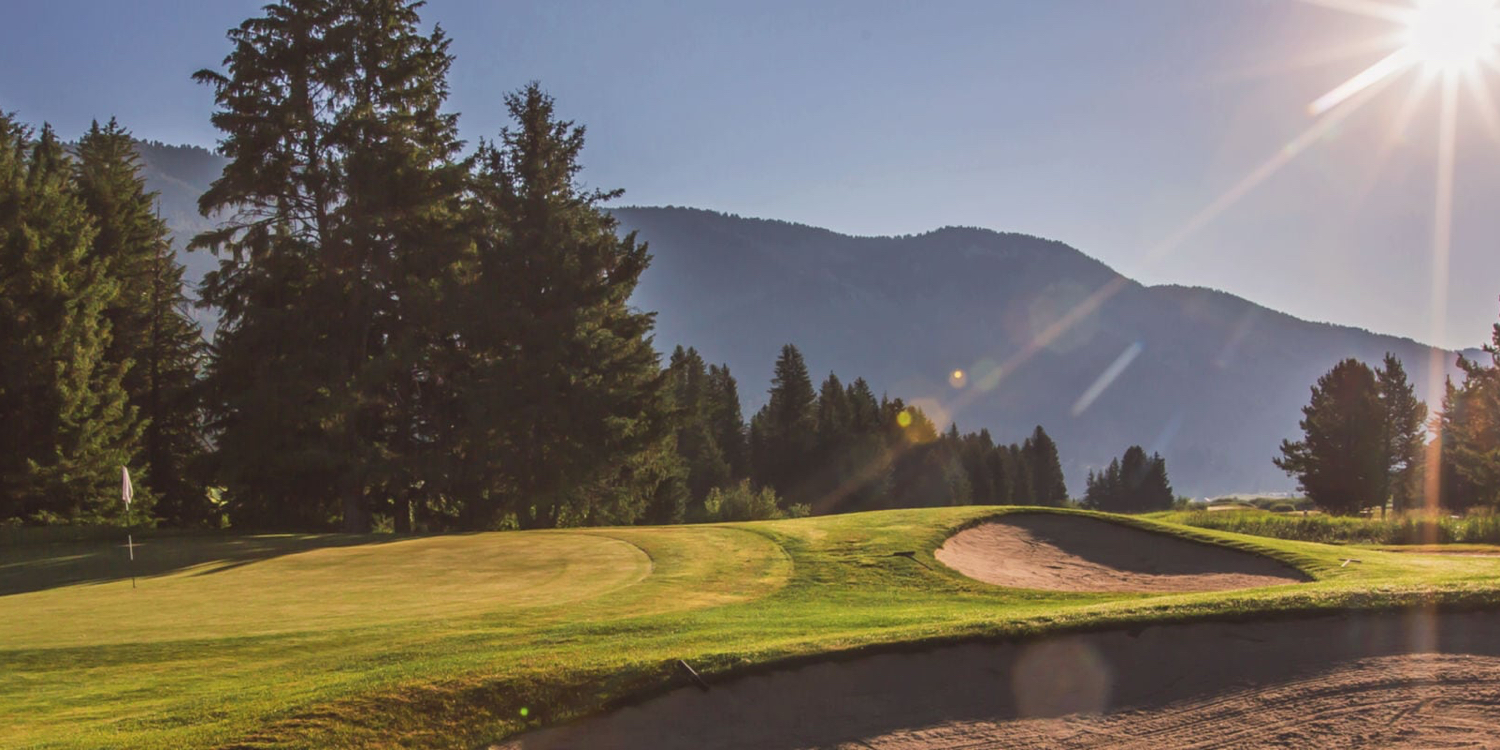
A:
340,481,368,533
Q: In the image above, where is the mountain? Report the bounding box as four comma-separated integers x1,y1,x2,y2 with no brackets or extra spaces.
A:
616,207,1476,497
133,144,1478,497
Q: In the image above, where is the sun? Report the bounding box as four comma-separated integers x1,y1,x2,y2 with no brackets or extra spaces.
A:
1400,0,1500,71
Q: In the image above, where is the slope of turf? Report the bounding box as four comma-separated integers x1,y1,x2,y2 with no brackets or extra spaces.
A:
5,506,1500,749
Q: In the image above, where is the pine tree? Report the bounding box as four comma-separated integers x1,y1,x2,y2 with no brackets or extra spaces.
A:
1276,358,1388,515
1141,452,1174,510
667,346,731,506
841,377,891,511
1376,353,1427,513
1024,425,1068,505
1008,442,1033,503
458,84,669,528
192,0,467,530
986,443,1013,504
961,430,997,504
1441,311,1500,507
705,363,748,479
754,344,817,505
73,119,206,525
0,120,140,523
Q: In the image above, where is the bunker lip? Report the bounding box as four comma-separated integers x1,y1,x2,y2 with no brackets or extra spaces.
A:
934,512,1306,592
493,610,1500,750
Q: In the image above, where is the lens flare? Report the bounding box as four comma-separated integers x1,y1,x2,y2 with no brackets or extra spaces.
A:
1402,0,1500,72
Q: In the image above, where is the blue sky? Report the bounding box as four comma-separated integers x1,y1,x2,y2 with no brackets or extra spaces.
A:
3,0,1497,349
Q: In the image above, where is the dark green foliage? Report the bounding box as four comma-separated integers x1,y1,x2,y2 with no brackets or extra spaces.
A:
666,346,732,511
705,364,748,478
1377,353,1426,512
1438,311,1500,508
702,479,791,522
1083,445,1174,513
193,2,674,531
721,342,1060,514
751,344,818,506
0,119,140,524
1276,358,1389,515
74,120,206,525
1021,425,1068,505
452,84,670,529
192,0,469,530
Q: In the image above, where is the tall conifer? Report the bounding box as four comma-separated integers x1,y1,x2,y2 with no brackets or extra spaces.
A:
0,121,139,523
74,120,206,524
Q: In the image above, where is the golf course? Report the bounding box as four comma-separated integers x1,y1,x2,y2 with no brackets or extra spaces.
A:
8,507,1500,749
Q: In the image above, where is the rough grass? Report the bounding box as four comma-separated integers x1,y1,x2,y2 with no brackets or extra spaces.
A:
1151,508,1500,545
6,506,1500,749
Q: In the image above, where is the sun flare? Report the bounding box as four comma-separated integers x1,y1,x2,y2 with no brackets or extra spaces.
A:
1401,0,1500,71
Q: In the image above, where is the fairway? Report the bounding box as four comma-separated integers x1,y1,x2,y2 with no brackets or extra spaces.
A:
7,507,1500,748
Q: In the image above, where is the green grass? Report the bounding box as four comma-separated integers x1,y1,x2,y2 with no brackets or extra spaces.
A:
6,506,1500,749
1151,507,1500,545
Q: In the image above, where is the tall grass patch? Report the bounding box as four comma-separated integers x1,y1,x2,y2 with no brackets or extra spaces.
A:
1155,509,1500,545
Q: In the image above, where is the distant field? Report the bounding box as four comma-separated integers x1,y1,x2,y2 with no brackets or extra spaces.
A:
6,507,1500,749
1152,508,1500,545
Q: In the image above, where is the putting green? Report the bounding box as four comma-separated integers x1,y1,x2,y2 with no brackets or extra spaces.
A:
3,526,792,649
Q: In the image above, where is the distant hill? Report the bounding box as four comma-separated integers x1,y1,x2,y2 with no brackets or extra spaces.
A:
133,144,1479,497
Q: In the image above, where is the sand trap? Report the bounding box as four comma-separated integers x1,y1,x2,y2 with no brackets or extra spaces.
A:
934,513,1306,592
494,611,1500,749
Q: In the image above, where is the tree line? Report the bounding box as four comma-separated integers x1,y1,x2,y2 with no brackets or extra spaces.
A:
0,118,204,527
1080,445,1174,513
0,0,1075,532
1277,332,1500,515
663,344,1071,522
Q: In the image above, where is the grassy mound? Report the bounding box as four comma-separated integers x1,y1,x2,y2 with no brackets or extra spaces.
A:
6,507,1500,748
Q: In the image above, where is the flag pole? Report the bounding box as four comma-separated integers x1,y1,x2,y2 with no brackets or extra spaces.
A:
122,466,136,589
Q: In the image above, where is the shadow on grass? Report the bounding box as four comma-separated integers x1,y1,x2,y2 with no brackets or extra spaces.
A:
0,532,409,596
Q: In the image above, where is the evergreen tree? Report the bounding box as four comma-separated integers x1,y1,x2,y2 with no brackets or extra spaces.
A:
1141,452,1174,510
840,377,892,511
1275,358,1388,515
192,0,467,530
0,120,140,523
667,346,730,507
986,442,1013,504
1088,445,1174,512
961,430,997,504
458,84,668,528
754,344,817,505
1008,442,1033,503
705,363,748,479
1024,425,1068,505
73,119,206,525
1441,312,1500,507
1376,353,1427,513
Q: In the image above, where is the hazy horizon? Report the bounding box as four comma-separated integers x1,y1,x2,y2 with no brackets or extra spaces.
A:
4,0,1498,349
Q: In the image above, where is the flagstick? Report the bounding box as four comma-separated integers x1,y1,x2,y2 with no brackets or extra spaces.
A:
122,465,136,589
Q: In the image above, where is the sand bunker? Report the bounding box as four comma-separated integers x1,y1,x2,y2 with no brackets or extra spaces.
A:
495,611,1500,749
934,513,1306,592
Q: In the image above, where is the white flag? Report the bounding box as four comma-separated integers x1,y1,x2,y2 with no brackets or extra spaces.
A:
122,466,133,509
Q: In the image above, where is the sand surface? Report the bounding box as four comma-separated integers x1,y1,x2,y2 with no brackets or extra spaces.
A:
495,611,1500,749
933,513,1307,592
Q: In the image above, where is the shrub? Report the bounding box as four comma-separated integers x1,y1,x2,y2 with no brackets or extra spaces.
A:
703,480,788,522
